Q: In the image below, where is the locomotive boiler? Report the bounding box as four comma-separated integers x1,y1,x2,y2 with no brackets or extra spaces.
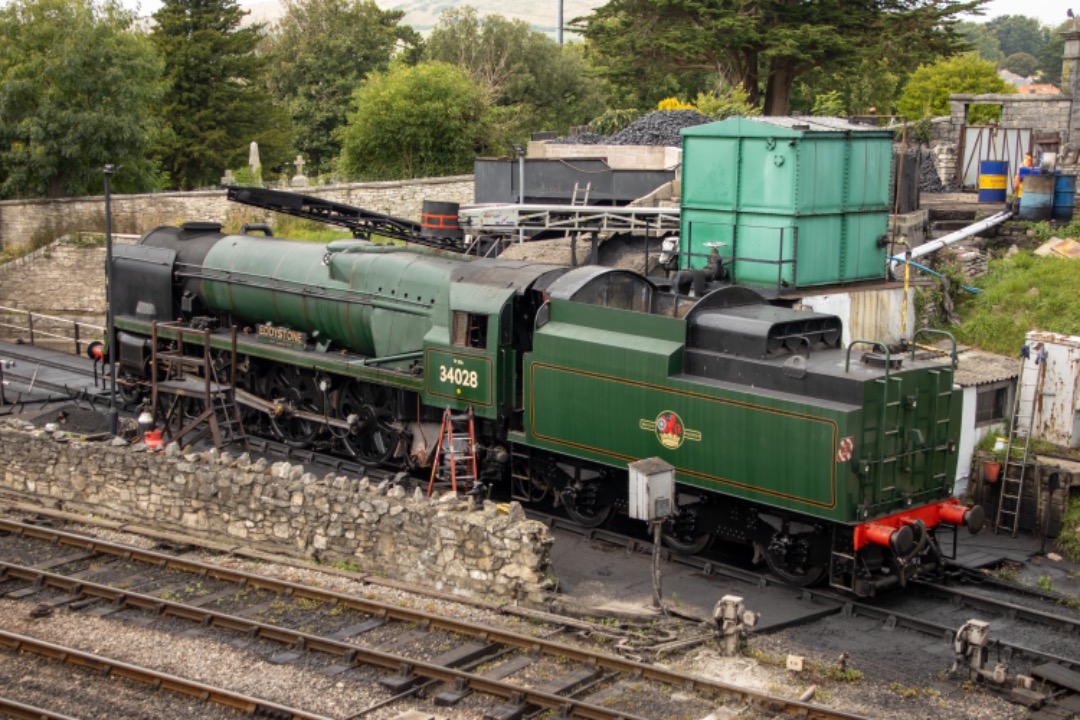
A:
107,221,984,596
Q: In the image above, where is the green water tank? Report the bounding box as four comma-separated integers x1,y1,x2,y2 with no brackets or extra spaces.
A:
679,116,894,288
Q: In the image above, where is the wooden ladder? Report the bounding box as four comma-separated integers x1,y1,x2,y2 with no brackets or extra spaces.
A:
427,407,478,495
150,321,247,450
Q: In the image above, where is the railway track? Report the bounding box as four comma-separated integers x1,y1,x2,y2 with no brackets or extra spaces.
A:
0,629,332,720
0,517,870,720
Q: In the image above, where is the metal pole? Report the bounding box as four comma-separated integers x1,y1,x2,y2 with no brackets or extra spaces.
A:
103,165,118,435
556,0,563,45
514,144,525,245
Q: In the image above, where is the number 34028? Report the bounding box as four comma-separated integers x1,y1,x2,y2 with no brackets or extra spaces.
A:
438,365,478,388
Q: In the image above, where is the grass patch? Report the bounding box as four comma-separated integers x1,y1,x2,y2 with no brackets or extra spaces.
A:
1058,494,1080,562
938,251,1080,356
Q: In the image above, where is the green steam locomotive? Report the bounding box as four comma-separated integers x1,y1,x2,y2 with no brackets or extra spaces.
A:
107,220,983,596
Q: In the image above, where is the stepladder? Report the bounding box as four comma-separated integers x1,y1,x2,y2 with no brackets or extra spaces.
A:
427,406,478,495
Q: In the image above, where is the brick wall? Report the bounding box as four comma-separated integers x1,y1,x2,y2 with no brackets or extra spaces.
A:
0,176,475,251
0,424,555,603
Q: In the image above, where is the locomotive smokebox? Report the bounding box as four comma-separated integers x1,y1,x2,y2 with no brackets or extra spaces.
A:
421,200,463,241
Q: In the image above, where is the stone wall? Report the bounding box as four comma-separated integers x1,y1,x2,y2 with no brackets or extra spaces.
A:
0,425,554,603
0,176,475,251
948,95,1073,139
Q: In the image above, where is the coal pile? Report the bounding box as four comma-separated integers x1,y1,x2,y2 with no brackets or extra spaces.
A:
920,149,961,193
608,110,713,146
551,131,606,145
553,110,714,147
27,403,114,436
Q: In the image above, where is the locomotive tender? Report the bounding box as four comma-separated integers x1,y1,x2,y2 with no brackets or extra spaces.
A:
109,221,984,596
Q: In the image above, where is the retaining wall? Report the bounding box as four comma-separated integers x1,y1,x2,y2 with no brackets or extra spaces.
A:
0,176,475,251
0,425,554,603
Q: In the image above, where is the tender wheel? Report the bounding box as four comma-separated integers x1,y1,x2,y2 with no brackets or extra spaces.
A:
563,496,614,528
662,529,714,556
762,527,829,587
336,381,401,463
661,504,714,555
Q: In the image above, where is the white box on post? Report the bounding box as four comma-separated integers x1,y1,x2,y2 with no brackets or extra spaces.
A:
628,457,675,522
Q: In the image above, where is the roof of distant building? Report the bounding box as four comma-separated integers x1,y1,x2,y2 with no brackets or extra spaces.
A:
997,69,1034,87
1017,84,1062,95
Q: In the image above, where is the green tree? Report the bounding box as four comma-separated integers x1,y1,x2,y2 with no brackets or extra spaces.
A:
897,53,1014,120
577,0,984,116
1038,23,1068,85
426,8,606,136
338,62,493,180
1000,52,1038,77
791,56,904,116
956,20,1004,63
263,0,420,176
985,15,1047,58
151,0,292,189
0,0,165,199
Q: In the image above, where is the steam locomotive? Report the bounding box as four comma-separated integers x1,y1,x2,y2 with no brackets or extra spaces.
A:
105,216,984,596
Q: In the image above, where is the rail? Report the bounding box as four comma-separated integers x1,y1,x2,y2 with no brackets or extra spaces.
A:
0,305,103,356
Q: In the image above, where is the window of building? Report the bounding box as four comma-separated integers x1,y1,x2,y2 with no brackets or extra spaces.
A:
975,382,1010,425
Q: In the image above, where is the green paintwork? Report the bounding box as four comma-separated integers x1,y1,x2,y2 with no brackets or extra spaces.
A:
420,280,519,420
681,208,889,287
113,316,423,392
201,237,464,361
424,348,493,408
523,298,956,524
679,117,893,287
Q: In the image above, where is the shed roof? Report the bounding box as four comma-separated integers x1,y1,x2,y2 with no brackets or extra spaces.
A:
930,347,1020,387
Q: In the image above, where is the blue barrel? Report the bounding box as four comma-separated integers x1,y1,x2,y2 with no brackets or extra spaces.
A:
977,160,1008,202
1017,167,1035,197
1053,175,1076,222
1019,175,1054,221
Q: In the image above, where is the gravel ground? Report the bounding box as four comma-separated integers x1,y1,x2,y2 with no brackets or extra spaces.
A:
0,512,1045,719
0,648,242,720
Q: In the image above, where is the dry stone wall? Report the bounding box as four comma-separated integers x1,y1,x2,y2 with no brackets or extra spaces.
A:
0,176,474,251
0,425,554,603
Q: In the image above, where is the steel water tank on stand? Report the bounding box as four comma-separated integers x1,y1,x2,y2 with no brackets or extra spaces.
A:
977,160,1008,202
1053,175,1076,223
1019,175,1054,221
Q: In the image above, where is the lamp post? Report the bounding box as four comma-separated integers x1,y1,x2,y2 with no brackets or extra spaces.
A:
103,164,118,435
556,0,563,45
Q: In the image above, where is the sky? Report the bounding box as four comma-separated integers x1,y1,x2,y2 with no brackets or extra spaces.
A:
116,0,1069,30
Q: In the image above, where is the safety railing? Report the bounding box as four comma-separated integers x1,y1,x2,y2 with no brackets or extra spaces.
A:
0,305,104,357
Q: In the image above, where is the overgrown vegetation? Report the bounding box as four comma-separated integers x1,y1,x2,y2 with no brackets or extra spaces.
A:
1060,496,1080,562
934,251,1080,356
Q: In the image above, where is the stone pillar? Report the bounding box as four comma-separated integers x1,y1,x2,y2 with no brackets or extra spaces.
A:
1064,26,1080,146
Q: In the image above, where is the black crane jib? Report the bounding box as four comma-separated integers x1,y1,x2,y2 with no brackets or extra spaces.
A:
224,186,466,252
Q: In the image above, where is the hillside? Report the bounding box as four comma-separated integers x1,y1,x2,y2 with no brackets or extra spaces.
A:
242,0,607,34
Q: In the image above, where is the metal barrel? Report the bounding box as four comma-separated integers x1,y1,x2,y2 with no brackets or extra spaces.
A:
420,200,463,240
1053,175,1076,223
977,160,1008,203
1018,175,1055,221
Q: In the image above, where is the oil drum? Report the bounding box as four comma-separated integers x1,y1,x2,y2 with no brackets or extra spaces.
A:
977,160,1008,203
1053,175,1076,223
1019,175,1054,221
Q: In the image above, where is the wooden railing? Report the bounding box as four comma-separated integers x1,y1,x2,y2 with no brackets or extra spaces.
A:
0,305,104,357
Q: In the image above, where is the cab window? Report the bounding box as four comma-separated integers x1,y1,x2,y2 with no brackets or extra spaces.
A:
452,311,487,349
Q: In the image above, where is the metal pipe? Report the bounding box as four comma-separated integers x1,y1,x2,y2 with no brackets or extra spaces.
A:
556,0,563,44
889,210,1012,273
